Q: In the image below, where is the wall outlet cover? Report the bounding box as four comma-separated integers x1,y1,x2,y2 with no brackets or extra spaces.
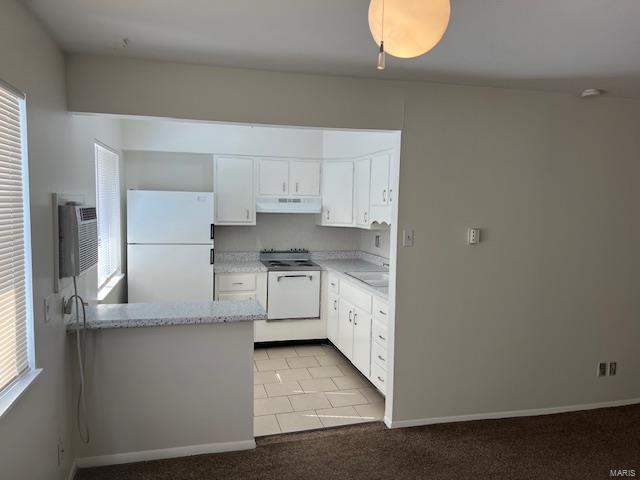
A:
598,362,608,377
609,362,617,376
468,228,481,245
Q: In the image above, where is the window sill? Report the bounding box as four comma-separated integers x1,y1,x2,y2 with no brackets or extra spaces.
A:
0,369,43,421
97,273,125,303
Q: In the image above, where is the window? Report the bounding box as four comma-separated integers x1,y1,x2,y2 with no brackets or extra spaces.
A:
94,143,121,289
0,81,34,396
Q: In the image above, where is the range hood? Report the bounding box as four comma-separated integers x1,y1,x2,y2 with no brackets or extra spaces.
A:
256,196,322,214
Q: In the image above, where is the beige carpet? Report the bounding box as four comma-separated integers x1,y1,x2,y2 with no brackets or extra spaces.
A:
75,404,640,480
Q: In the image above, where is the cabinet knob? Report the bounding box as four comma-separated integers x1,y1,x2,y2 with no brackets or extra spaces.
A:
348,310,352,322
377,376,385,383
296,182,299,193
378,355,385,362
353,312,358,326
246,209,250,220
282,182,286,192
378,334,386,341
326,209,330,220
333,299,337,310
382,189,387,202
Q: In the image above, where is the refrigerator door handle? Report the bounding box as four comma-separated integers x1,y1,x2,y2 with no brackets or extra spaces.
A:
210,249,214,265
210,224,215,240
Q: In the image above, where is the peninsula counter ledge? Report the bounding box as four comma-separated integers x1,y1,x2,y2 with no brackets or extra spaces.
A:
69,299,265,466
66,299,267,330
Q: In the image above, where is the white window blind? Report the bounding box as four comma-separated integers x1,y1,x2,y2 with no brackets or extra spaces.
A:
0,82,32,394
95,144,121,289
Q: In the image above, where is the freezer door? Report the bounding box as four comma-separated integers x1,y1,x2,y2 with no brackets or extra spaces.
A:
128,244,214,303
127,190,214,244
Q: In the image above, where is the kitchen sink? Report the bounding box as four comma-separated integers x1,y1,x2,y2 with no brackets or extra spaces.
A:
345,271,389,288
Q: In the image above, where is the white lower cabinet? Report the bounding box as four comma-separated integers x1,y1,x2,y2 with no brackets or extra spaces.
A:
327,293,339,344
352,306,372,377
325,273,388,395
337,298,355,359
215,272,266,306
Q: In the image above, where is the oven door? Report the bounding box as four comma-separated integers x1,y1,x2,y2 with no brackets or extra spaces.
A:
267,270,320,320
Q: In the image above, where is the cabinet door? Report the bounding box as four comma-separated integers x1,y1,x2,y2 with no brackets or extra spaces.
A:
327,293,339,344
352,307,372,377
215,156,255,224
259,158,289,196
337,298,354,359
354,157,371,227
290,160,320,196
322,160,353,225
370,152,391,207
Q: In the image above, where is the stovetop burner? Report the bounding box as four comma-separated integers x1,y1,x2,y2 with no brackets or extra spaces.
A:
260,249,322,271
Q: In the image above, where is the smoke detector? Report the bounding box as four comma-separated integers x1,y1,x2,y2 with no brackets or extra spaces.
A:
580,89,604,98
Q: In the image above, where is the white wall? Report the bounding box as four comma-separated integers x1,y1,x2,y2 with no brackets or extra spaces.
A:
360,230,391,258
0,4,121,480
216,214,359,252
75,322,254,461
322,130,400,158
121,118,323,157
66,53,640,428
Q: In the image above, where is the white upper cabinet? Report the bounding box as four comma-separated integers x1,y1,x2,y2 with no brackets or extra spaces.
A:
258,158,289,196
214,155,256,225
290,160,321,196
370,152,392,207
321,160,354,226
258,158,320,197
354,157,371,227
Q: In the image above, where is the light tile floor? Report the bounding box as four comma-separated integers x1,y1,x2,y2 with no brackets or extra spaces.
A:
253,344,385,436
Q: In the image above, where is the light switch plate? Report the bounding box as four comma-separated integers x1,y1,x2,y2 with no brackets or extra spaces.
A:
402,229,414,247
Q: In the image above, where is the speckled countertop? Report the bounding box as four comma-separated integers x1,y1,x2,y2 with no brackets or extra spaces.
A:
315,259,389,300
66,300,266,331
214,261,267,273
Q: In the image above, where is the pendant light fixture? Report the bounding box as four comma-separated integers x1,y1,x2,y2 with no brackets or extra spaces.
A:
369,0,450,68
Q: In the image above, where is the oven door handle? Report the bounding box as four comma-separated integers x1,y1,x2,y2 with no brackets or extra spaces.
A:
276,274,313,282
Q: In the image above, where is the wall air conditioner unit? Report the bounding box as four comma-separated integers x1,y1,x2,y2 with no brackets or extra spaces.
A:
58,205,98,278
256,196,322,214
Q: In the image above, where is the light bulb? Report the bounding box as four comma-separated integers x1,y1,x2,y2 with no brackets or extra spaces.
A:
377,41,386,70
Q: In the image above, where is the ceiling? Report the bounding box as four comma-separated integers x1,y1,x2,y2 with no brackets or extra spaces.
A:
23,0,640,98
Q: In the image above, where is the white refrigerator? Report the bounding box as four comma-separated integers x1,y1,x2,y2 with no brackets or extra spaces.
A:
127,190,214,303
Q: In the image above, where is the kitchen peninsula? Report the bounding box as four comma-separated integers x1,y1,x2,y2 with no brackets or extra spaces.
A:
68,300,266,466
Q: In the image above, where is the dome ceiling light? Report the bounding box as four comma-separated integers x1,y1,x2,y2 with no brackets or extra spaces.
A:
368,0,451,70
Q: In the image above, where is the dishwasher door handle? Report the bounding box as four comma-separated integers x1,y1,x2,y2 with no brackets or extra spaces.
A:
276,274,313,282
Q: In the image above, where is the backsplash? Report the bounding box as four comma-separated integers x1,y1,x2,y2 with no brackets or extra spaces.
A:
215,213,360,252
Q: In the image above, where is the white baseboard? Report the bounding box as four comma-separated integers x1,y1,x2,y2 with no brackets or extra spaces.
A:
74,439,256,469
385,397,640,429
67,460,77,480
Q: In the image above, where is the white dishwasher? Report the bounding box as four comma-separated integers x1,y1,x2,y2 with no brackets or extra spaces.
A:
267,271,320,320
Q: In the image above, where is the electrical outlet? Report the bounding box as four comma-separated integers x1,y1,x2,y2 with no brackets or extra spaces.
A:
44,294,60,323
468,228,481,245
598,362,607,377
57,437,65,465
402,229,414,247
609,362,617,376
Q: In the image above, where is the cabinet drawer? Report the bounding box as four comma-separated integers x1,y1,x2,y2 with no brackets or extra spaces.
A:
372,341,388,371
373,297,389,325
328,273,340,294
340,280,372,313
217,273,256,292
371,361,386,394
372,321,388,348
217,292,256,301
